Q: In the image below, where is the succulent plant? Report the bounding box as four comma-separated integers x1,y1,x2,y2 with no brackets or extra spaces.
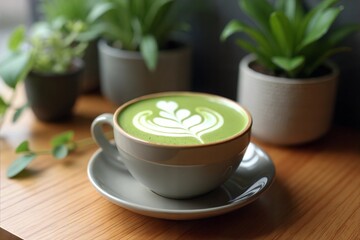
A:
99,0,186,71
221,0,360,78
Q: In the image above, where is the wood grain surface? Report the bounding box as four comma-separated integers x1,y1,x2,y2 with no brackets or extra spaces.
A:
1,87,359,240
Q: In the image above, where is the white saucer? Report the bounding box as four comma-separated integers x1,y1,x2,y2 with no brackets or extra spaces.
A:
87,143,275,220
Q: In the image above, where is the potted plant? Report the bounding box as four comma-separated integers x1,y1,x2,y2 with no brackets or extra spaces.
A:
40,0,112,93
221,0,360,145
0,20,89,122
97,0,192,104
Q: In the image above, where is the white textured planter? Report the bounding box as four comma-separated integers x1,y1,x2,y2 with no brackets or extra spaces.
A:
238,55,339,145
98,40,191,105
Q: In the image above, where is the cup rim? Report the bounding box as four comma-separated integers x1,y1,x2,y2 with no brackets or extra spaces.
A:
113,91,252,148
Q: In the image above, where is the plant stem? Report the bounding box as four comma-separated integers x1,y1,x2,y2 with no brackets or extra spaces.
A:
34,149,53,155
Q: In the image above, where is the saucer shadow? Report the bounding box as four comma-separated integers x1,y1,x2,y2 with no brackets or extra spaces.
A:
154,177,296,239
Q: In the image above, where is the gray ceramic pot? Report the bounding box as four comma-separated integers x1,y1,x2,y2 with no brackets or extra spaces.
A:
238,55,339,145
25,59,84,122
98,40,192,105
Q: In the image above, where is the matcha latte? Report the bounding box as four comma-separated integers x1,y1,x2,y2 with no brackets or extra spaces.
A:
117,93,250,145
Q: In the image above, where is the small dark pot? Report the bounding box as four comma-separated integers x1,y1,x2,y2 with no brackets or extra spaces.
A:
80,40,100,93
25,59,84,122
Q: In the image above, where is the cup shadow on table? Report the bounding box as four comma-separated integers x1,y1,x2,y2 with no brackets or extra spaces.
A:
161,178,298,239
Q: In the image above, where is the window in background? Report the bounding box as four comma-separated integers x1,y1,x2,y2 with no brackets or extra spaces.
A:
0,0,30,52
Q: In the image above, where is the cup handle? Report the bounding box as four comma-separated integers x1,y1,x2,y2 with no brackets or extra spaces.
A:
91,113,120,161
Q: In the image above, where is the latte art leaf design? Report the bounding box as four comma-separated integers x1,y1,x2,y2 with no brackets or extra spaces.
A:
133,101,224,143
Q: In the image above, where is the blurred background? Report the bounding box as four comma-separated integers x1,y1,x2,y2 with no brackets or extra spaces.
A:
1,0,359,128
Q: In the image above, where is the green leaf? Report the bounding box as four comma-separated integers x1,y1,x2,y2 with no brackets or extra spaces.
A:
15,140,31,153
270,12,293,56
7,154,36,178
272,56,304,72
51,131,74,147
295,0,338,48
132,18,143,45
240,0,274,34
278,0,305,32
140,35,158,71
77,23,107,42
221,20,240,41
144,0,173,32
87,2,114,23
12,103,28,123
52,145,69,159
315,0,339,10
130,0,145,18
129,0,141,15
0,96,9,116
305,47,349,76
236,39,275,71
275,0,286,11
276,0,295,17
0,51,33,89
299,6,343,51
52,17,67,30
326,24,360,47
221,20,272,55
8,26,25,51
235,39,257,53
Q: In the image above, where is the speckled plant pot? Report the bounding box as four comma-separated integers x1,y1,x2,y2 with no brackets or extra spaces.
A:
98,39,192,105
238,55,339,145
25,59,84,122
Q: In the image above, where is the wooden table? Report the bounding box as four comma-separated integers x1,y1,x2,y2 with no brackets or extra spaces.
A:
1,90,360,240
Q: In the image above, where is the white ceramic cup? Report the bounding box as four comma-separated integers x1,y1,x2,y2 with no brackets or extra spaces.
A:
91,92,252,199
